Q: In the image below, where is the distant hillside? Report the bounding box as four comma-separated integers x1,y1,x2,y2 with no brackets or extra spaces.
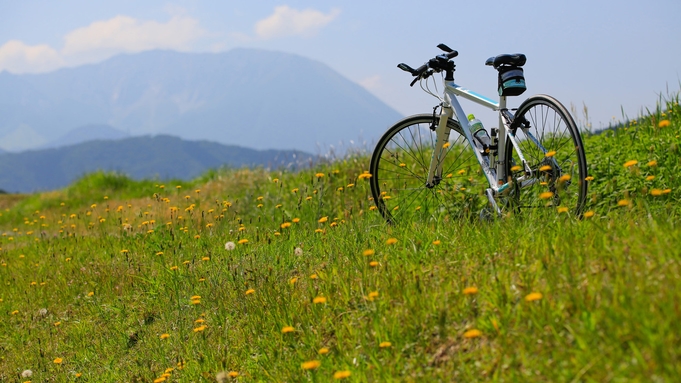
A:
0,49,401,153
42,124,129,149
0,135,313,193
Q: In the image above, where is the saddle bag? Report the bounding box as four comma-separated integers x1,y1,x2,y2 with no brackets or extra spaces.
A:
498,66,526,96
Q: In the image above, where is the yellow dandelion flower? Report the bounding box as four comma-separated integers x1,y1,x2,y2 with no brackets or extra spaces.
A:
539,165,552,172
432,240,441,245
310,274,318,279
369,261,379,267
369,206,377,211
347,183,355,188
318,347,330,355
54,321,61,326
658,120,671,128
379,341,392,348
280,222,292,229
557,207,569,213
399,163,406,167
386,238,398,245
245,289,255,295
463,329,482,338
301,360,321,370
463,286,478,295
154,378,166,383
510,165,521,172
87,291,94,297
329,222,338,227
228,371,239,377
11,310,19,315
315,173,325,178
662,188,671,194
238,239,249,245
272,178,279,183
282,326,295,333
315,228,324,233
313,296,327,304
545,150,556,157
363,249,375,256
160,333,170,339
170,266,178,271
583,211,595,218
442,142,451,149
193,325,206,333
650,189,663,196
156,251,164,256
539,191,554,199
358,172,372,180
525,292,543,301
646,175,656,181
318,216,328,223
617,199,630,207
368,291,379,300
54,357,63,364
293,218,300,223
558,174,571,182
647,160,658,167
623,160,638,168
334,370,352,379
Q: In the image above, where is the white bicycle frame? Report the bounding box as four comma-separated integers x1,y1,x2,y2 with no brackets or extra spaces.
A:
425,80,539,214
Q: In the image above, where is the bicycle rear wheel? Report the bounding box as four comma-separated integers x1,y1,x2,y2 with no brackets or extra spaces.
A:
504,95,587,216
370,114,487,224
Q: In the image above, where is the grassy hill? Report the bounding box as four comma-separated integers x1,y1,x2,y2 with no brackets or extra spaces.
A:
0,94,679,381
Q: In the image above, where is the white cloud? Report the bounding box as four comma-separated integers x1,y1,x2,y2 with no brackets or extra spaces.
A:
62,15,206,64
255,6,340,39
0,40,63,73
0,15,206,74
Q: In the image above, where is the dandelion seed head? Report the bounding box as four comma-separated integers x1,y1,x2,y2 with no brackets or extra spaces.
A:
21,369,33,378
294,247,303,256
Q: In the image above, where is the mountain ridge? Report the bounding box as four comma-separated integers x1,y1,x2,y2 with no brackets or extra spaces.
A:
0,134,315,193
0,48,401,152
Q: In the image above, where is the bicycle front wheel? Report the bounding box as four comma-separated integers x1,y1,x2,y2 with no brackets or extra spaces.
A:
504,94,588,216
370,114,487,224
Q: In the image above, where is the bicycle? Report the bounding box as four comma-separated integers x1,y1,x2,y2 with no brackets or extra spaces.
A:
369,43,587,223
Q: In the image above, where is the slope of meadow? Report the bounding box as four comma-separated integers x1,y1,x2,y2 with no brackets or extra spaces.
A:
0,95,679,382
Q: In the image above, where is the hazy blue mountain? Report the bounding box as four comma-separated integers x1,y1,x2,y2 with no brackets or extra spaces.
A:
0,49,401,153
42,124,129,149
0,135,313,193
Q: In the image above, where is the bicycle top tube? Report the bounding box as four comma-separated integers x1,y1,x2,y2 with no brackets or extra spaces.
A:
445,82,499,110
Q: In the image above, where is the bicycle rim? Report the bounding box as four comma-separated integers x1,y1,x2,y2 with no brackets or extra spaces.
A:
504,95,588,215
370,114,487,224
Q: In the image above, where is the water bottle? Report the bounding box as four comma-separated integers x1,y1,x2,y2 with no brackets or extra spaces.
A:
467,114,490,154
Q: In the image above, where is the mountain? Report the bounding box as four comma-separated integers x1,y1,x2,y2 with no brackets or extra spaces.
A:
42,124,129,149
0,49,401,153
0,135,313,193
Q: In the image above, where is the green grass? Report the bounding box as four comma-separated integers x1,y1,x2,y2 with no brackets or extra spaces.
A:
0,95,679,382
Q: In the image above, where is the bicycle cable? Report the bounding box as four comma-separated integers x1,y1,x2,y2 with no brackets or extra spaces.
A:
420,72,444,103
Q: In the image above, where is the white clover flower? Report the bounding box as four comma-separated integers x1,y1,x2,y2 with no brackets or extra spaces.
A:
225,241,236,251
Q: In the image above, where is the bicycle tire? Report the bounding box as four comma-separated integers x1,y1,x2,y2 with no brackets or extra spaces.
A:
504,94,588,216
370,114,487,224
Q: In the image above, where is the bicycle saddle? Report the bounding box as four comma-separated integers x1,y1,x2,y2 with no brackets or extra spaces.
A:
485,54,526,68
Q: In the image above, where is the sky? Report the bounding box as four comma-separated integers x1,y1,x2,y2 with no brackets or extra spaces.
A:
1,0,680,134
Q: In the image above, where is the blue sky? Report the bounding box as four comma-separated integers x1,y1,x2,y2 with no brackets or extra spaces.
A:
1,0,680,131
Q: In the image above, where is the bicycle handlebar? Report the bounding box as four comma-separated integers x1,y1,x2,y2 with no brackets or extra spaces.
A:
398,44,458,86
